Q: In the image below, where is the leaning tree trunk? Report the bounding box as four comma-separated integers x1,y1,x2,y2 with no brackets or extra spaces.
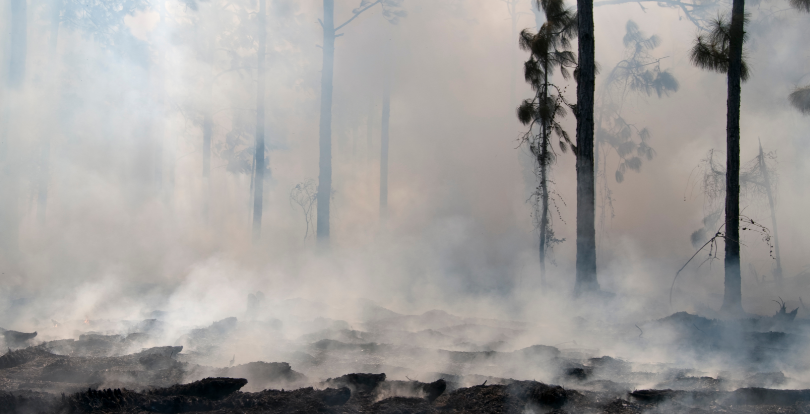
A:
316,0,336,243
1,0,27,256
252,0,267,242
758,142,782,283
379,59,391,219
575,0,599,295
721,0,746,314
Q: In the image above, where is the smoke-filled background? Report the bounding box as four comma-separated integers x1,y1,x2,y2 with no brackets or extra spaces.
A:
0,0,809,370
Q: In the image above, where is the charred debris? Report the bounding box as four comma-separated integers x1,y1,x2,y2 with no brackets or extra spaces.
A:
2,302,810,413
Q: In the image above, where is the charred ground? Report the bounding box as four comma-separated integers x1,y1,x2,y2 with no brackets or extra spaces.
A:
2,301,810,413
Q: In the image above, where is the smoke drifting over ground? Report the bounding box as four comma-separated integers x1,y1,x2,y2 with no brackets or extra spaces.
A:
1,0,810,412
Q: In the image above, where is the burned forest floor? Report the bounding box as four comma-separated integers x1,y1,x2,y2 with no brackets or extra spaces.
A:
3,298,810,413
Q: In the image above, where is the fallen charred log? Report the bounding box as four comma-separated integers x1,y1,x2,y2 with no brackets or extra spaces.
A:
0,328,37,348
324,372,386,393
147,377,247,400
377,378,447,402
423,378,447,402
4,374,810,413
219,361,307,391
59,383,352,413
630,386,810,408
435,380,575,413
630,388,686,403
727,387,810,405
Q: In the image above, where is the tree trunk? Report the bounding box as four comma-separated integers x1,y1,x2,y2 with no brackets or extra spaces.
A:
758,142,782,283
538,71,550,288
367,93,374,163
202,34,214,220
202,98,212,190
252,0,267,242
509,2,517,114
575,0,599,295
721,0,746,314
379,58,391,219
1,0,27,256
539,129,549,288
7,0,27,88
37,0,61,223
316,0,336,243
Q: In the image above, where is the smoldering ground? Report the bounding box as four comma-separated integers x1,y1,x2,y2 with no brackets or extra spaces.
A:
0,0,810,412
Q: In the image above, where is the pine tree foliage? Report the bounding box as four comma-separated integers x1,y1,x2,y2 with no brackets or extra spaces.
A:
789,85,810,115
517,0,578,155
689,15,750,81
517,0,578,273
789,0,809,12
595,21,677,231
62,0,149,48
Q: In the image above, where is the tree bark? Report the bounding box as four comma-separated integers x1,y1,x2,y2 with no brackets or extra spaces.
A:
379,57,391,219
538,71,550,288
721,0,745,314
316,0,335,243
539,129,549,288
575,0,599,295
252,0,267,242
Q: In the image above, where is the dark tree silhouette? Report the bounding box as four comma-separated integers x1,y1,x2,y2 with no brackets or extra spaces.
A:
756,141,782,282
366,93,375,163
575,0,599,295
788,0,808,115
517,0,577,286
594,0,723,29
689,9,748,313
380,52,392,218
252,0,268,241
0,0,28,255
35,0,64,223
316,0,405,244
176,1,270,222
791,86,810,114
290,179,318,240
690,17,750,81
62,0,149,49
789,0,809,12
692,144,782,282
595,21,678,239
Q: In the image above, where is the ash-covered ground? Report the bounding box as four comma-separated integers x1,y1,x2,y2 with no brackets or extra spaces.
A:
2,297,810,413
